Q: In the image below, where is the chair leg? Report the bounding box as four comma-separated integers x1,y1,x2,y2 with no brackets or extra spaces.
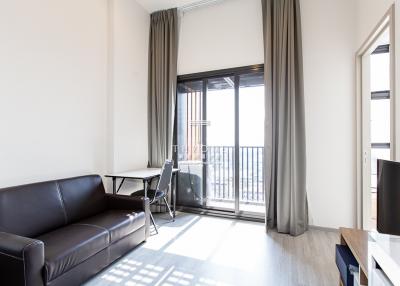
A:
149,211,158,234
163,197,174,221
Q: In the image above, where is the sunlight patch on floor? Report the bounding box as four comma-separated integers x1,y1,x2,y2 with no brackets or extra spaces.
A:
84,212,339,286
209,221,267,272
163,216,235,261
142,214,200,252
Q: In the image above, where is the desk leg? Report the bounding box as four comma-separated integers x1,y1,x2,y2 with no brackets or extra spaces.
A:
143,180,148,198
116,178,125,194
173,172,177,220
112,177,116,195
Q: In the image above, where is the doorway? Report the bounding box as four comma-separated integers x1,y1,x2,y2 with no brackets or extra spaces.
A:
356,6,395,230
175,65,265,219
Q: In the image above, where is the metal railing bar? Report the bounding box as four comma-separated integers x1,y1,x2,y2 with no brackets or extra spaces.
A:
229,147,231,199
257,147,259,201
262,148,264,201
252,147,254,201
213,146,216,197
246,147,249,200
218,146,221,197
222,146,225,199
232,147,234,198
241,147,244,200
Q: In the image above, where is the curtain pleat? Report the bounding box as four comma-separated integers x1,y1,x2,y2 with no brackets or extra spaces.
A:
148,9,178,167
262,0,308,236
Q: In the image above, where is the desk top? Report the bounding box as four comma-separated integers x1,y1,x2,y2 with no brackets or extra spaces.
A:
340,227,369,277
105,168,179,180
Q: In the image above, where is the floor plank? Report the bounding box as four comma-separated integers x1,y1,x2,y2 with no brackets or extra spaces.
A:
84,212,340,286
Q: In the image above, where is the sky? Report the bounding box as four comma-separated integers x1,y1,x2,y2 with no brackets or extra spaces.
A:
206,86,264,147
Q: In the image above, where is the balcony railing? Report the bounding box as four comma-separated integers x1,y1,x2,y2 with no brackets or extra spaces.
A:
207,146,264,205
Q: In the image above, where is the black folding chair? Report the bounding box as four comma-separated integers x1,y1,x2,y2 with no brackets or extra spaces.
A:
131,160,174,234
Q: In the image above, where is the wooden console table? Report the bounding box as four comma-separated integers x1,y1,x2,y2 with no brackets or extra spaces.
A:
339,227,369,285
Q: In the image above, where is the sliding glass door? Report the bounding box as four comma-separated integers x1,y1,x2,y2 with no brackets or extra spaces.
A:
175,65,265,218
238,73,265,213
176,80,204,208
205,77,235,211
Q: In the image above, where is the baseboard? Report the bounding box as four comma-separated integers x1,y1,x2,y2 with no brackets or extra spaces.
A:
176,206,265,223
309,225,339,232
176,206,340,232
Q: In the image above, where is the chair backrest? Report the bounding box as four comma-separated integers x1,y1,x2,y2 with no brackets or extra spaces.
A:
156,160,174,195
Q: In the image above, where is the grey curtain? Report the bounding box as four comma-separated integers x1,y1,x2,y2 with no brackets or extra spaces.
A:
148,8,178,167
262,0,308,236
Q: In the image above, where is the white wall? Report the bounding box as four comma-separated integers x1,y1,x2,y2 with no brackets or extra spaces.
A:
178,0,358,228
0,0,108,187
178,0,264,75
110,0,150,173
355,0,394,49
301,0,357,228
0,0,150,189
107,0,150,193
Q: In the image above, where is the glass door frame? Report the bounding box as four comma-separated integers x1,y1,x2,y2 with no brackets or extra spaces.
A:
175,64,265,219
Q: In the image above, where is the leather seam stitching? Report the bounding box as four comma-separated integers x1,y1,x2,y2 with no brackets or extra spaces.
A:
46,239,113,283
23,254,26,286
47,226,146,283
72,223,111,243
22,241,42,286
55,181,68,224
72,223,107,231
0,250,23,260
46,226,146,283
44,264,49,283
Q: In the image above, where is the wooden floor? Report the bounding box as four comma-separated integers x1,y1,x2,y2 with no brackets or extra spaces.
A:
85,212,339,286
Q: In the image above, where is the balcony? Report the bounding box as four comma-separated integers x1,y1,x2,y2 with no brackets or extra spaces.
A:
177,146,265,214
207,146,264,213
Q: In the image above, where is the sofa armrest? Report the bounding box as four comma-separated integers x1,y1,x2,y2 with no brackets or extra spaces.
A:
105,194,150,239
0,232,44,286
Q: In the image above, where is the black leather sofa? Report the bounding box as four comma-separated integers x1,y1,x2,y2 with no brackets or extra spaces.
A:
0,175,150,286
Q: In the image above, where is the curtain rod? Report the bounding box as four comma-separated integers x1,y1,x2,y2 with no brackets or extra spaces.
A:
178,0,226,13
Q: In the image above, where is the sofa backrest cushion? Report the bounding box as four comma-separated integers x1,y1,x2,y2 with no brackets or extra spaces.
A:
0,181,67,237
0,175,107,237
57,175,107,223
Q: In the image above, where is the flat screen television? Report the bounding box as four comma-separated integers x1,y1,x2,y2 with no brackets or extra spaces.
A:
377,159,400,235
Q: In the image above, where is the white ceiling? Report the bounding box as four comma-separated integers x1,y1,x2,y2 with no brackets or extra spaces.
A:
136,0,201,13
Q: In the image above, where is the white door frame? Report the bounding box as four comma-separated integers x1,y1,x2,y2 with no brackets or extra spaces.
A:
355,5,395,229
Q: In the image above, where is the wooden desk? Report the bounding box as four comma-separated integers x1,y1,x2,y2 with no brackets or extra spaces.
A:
105,168,180,219
339,227,369,285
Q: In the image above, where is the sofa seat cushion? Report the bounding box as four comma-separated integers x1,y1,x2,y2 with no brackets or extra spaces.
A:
37,224,109,282
78,210,145,243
